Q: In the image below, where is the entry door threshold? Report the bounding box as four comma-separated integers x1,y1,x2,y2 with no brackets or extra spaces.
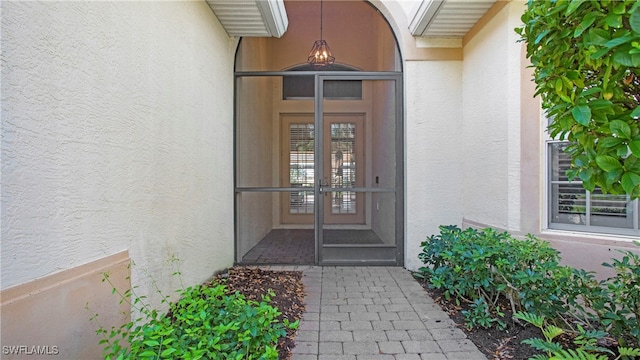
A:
321,244,396,248
319,260,398,266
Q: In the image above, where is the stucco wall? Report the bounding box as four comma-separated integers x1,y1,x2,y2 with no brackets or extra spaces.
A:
1,0,235,342
404,61,464,270
461,2,524,231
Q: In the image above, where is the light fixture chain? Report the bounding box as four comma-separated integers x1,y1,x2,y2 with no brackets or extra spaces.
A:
307,0,335,67
320,0,323,40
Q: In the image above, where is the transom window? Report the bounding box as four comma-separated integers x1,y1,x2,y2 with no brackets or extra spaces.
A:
548,141,639,236
282,64,362,100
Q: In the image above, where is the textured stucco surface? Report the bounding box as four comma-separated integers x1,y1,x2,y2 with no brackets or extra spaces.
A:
1,0,234,307
404,61,464,270
461,2,523,231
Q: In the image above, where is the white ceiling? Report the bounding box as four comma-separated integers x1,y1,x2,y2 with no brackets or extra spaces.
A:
206,0,497,39
409,0,497,37
206,0,288,38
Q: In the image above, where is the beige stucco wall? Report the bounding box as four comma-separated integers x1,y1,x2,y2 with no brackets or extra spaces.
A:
461,1,525,232
404,60,464,270
457,0,639,278
1,1,235,357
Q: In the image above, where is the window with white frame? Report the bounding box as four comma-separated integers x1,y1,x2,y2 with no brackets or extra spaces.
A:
548,141,640,236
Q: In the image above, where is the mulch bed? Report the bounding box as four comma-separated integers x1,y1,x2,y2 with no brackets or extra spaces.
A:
416,279,542,359
415,278,625,360
209,267,306,360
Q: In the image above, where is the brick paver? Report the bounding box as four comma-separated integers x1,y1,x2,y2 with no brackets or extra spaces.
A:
267,266,487,360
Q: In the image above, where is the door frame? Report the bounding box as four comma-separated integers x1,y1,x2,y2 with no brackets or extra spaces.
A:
314,73,403,265
234,71,404,266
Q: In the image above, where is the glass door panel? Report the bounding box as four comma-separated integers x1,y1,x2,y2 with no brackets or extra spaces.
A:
323,116,365,224
281,116,315,224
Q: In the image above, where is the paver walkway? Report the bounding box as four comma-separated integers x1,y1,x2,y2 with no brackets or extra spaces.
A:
265,266,487,360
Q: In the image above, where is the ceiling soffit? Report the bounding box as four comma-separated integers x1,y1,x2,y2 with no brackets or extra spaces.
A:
409,0,497,38
206,0,288,38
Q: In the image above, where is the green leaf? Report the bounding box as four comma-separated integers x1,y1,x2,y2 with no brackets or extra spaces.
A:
565,0,585,16
572,105,591,125
613,49,640,67
604,168,623,186
613,2,625,14
604,14,622,28
143,340,160,347
580,87,602,97
621,172,640,194
617,145,630,157
630,140,640,157
578,168,595,182
595,155,622,171
619,347,640,357
574,154,589,167
604,34,633,49
542,325,565,341
598,137,623,148
535,29,551,45
591,47,611,59
555,78,563,93
631,6,640,34
161,348,177,357
574,13,597,37
610,120,631,139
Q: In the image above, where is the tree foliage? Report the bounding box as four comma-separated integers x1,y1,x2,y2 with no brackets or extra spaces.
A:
517,0,640,198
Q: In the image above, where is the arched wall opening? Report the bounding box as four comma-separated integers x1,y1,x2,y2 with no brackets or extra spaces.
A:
235,1,402,72
234,0,404,266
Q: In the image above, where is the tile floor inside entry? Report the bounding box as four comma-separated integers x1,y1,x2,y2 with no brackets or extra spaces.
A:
239,229,384,265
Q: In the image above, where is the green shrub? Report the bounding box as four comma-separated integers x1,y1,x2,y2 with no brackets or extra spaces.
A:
582,248,640,346
89,272,297,360
416,225,640,345
415,225,580,325
515,311,640,360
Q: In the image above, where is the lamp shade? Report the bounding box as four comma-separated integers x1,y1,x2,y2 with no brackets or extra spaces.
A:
307,39,335,68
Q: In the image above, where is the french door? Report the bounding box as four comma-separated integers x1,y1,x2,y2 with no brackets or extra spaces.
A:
281,114,364,225
235,72,403,265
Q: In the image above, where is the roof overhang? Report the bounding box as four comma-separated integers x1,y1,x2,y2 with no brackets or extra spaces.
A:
409,0,497,38
206,0,288,38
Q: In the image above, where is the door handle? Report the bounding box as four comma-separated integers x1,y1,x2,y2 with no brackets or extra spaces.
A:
318,179,329,193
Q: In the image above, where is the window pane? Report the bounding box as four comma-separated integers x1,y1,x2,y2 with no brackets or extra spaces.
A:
549,142,571,181
548,141,639,235
289,124,315,214
590,189,633,229
331,123,356,214
282,77,362,100
550,183,586,225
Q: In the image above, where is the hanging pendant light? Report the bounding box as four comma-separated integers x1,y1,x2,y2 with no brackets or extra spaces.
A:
307,0,335,68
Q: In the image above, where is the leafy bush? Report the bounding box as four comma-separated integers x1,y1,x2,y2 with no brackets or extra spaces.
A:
516,0,640,198
415,225,582,326
515,311,640,360
89,271,297,360
416,225,640,346
462,298,505,331
582,249,640,346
